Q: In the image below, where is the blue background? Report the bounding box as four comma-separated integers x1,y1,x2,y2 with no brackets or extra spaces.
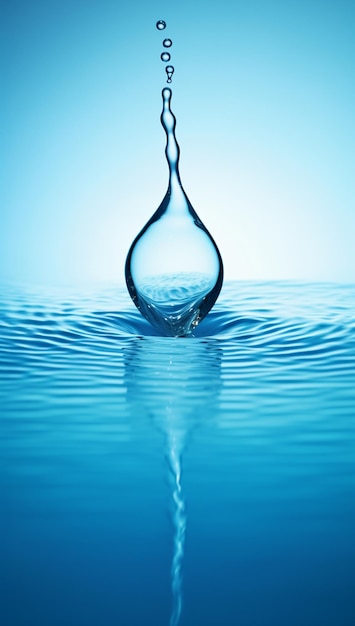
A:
1,0,354,286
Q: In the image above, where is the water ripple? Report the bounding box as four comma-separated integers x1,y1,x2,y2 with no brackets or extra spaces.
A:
1,281,354,360
1,281,354,626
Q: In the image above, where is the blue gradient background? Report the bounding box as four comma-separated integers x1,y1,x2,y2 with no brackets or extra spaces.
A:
2,0,354,286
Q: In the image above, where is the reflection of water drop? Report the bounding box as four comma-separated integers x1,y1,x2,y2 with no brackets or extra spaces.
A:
156,20,166,30
125,88,223,337
161,52,171,62
169,441,185,626
163,38,173,47
124,339,222,626
166,65,174,83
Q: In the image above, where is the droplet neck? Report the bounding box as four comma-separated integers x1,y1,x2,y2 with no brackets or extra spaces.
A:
161,88,182,191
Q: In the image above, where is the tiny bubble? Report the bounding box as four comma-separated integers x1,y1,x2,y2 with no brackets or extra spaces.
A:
161,52,171,62
156,20,166,30
163,38,172,48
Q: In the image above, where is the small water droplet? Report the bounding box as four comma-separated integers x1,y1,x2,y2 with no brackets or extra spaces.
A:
163,38,172,48
156,20,166,30
166,65,174,83
161,52,171,62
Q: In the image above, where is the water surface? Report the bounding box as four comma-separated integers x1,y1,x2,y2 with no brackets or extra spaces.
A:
1,281,354,625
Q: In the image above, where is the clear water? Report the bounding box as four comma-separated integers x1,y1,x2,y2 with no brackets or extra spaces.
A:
1,280,355,625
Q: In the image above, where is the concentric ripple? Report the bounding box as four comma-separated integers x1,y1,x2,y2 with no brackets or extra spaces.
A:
1,281,355,384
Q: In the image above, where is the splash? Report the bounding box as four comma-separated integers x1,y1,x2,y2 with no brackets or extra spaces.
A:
125,86,223,336
125,22,223,333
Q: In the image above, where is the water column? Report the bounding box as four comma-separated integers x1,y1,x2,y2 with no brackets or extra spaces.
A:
124,22,223,336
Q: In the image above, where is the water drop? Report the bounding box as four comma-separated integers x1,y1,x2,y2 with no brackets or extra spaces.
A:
161,52,171,62
156,20,166,30
125,88,223,337
163,38,172,48
166,65,174,83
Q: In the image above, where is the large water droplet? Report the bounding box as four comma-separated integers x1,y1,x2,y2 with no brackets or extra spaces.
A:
166,65,174,83
161,52,171,62
156,20,166,30
125,88,223,337
163,38,172,48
